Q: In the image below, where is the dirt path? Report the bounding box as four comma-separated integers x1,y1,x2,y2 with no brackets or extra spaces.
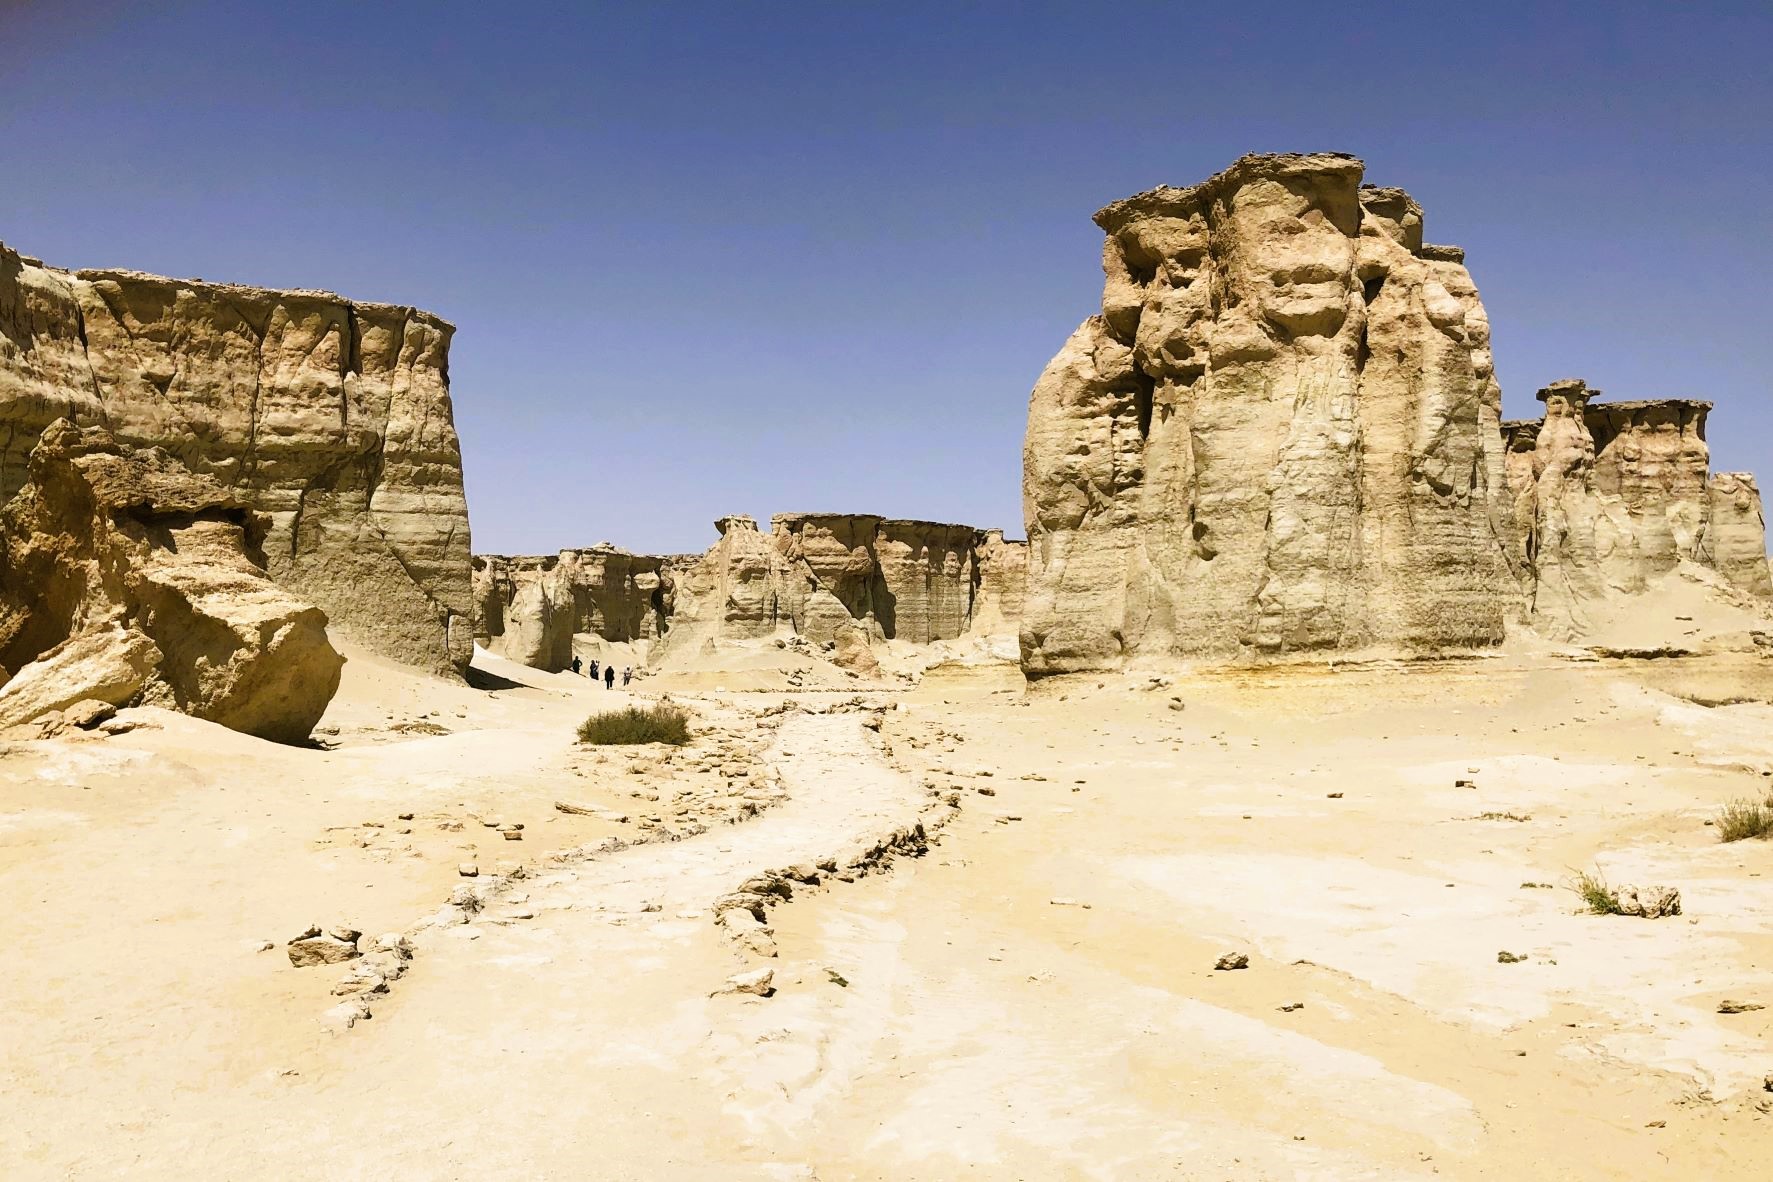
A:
482,709,933,926
15,709,939,1180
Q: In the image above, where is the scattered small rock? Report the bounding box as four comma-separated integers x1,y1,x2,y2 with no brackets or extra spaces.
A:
287,929,360,967
824,968,850,988
1048,897,1092,909
1615,885,1682,918
1214,953,1249,971
1327,792,1343,799
62,699,117,730
319,995,372,1032
1718,999,1765,1014
715,967,775,998
1497,950,1527,964
457,863,479,877
1278,1002,1304,1012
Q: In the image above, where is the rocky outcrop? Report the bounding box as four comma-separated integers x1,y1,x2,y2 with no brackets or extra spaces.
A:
1023,153,1514,674
654,514,1025,661
472,515,1029,670
471,545,678,670
0,420,343,740
969,529,1029,638
1703,473,1772,598
1506,381,1771,635
1024,153,1771,673
0,242,472,675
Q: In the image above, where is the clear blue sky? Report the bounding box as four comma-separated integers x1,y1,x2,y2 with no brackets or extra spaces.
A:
6,2,1769,554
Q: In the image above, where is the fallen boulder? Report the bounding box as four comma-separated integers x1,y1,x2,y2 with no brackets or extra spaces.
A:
0,420,343,742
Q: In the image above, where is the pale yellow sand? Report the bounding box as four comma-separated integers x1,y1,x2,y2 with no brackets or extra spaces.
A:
4,641,1772,1179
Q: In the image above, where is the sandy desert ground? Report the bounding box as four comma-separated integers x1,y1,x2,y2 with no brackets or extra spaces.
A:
5,641,1773,1180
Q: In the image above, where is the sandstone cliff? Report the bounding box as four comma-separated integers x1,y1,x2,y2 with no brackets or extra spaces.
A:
1024,153,1770,673
0,241,472,674
0,420,342,740
472,515,1028,671
1023,153,1514,673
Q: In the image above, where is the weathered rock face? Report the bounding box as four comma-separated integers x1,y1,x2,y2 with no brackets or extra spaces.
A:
655,514,1025,660
471,545,677,670
473,514,1029,670
1505,380,1772,635
0,242,472,675
1023,153,1514,673
969,529,1029,639
0,420,343,740
1704,473,1773,598
1025,153,1771,671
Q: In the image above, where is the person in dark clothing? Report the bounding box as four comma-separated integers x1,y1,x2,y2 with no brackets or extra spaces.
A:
588,659,599,680
570,655,582,675
603,664,615,689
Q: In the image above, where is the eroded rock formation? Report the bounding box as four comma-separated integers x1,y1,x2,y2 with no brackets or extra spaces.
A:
1505,380,1771,636
471,545,678,669
0,242,472,674
0,420,342,740
1024,153,1770,673
1024,153,1514,673
472,514,1028,671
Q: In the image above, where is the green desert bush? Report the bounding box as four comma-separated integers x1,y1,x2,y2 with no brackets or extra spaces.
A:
1713,795,1773,842
576,702,691,746
1567,868,1627,916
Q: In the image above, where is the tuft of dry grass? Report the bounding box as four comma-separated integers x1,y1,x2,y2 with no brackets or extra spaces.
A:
1567,867,1627,916
1713,795,1773,843
576,703,691,746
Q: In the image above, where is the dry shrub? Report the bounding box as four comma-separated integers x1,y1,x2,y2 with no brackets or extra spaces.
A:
576,703,691,746
1567,868,1626,916
1714,796,1773,843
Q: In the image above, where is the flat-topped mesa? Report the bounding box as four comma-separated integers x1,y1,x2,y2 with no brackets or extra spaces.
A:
1025,152,1513,674
0,240,473,675
473,513,1029,672
1504,380,1765,633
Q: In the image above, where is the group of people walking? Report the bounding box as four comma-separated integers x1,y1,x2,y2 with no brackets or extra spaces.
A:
568,655,632,688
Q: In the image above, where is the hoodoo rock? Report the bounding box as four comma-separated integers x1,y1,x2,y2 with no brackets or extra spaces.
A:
1023,153,1770,673
0,420,343,740
472,514,1029,672
0,242,473,675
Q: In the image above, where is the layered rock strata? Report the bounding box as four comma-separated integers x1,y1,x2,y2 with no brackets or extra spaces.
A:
0,420,343,740
0,242,473,674
471,545,679,669
472,515,1028,671
1023,152,1514,673
1024,153,1771,673
1506,380,1770,635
